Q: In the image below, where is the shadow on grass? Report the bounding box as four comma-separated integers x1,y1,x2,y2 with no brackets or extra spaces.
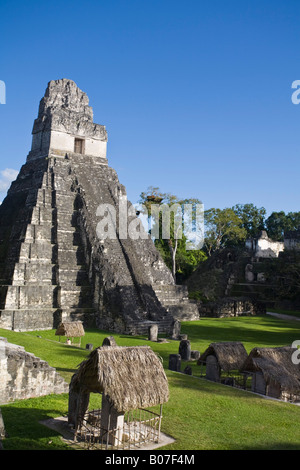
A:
167,368,300,407
180,316,300,351
1,397,70,450
163,371,300,450
235,442,300,450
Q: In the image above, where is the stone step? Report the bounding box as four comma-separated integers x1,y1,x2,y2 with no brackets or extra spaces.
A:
57,248,86,266
60,308,97,327
59,286,93,308
19,241,55,262
125,317,174,335
166,304,199,321
31,205,53,226
36,187,53,205
2,285,59,310
0,308,61,331
58,268,89,285
22,224,52,242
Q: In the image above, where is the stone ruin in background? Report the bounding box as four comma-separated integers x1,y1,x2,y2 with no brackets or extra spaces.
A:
0,79,199,334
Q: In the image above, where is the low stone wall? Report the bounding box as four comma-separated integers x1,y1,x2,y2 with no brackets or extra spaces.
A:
197,297,266,318
0,337,68,405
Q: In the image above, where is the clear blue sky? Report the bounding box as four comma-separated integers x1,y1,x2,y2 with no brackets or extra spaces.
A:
0,0,300,216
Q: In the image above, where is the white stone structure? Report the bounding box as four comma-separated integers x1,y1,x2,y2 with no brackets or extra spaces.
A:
245,231,284,258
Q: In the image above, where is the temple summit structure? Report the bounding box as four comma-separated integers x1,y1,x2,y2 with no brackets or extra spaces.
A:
0,79,198,334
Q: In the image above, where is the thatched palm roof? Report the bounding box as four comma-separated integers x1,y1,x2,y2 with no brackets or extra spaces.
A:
242,346,300,393
72,346,169,413
198,342,248,372
55,321,85,338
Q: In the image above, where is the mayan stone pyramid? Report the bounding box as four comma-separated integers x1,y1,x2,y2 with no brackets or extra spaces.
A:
0,79,199,334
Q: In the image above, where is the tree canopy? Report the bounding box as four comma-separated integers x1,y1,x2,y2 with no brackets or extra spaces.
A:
138,187,206,281
138,185,300,278
232,203,266,238
265,211,300,241
204,207,247,256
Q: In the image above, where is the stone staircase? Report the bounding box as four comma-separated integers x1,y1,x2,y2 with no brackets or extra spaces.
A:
51,160,96,326
0,164,61,330
153,285,199,321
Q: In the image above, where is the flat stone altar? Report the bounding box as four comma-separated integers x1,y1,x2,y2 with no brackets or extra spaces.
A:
40,415,175,450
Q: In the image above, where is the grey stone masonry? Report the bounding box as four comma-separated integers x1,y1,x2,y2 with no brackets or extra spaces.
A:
0,79,199,334
0,337,68,404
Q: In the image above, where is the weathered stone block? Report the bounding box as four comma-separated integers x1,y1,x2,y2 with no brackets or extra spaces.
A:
148,324,158,342
102,336,117,347
183,365,192,375
0,339,68,404
191,350,200,361
179,340,191,361
170,319,181,339
206,355,220,382
169,354,181,372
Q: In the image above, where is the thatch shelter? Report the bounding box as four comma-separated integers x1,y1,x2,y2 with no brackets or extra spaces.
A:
55,321,85,345
241,346,300,401
198,342,248,382
68,345,169,449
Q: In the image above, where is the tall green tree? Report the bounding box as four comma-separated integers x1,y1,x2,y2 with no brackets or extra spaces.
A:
204,207,247,256
139,186,206,280
265,211,300,241
232,203,266,238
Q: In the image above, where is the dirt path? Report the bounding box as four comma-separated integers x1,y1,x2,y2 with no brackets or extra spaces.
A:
266,311,300,322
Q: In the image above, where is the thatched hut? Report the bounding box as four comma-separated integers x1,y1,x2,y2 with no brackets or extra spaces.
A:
241,346,300,401
55,321,85,345
198,342,248,382
68,346,169,449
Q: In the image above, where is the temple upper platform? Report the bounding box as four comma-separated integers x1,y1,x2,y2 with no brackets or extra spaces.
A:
27,79,108,162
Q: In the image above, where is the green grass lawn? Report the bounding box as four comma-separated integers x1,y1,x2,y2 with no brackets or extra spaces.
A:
1,314,300,450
